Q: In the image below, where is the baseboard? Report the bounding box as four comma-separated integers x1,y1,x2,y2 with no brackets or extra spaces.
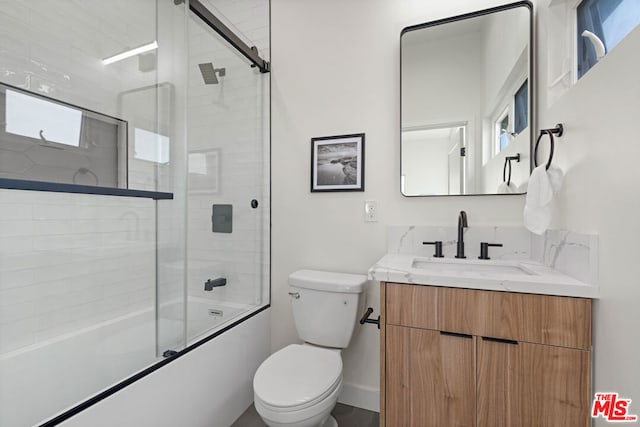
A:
338,382,380,413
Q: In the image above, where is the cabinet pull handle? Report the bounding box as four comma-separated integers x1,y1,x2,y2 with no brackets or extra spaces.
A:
482,336,518,345
440,331,472,339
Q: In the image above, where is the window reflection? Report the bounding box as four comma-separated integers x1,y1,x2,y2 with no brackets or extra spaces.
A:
6,89,82,147
134,128,170,164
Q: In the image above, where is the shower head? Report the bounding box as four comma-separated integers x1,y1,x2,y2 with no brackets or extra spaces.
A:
198,62,226,85
198,63,218,84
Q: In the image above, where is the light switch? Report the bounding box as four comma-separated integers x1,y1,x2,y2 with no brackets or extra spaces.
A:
364,200,378,222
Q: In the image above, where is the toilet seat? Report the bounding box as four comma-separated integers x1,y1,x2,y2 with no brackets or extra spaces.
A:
253,344,342,411
254,380,342,427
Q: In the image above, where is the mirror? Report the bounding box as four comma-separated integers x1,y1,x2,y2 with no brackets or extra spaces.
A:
401,2,533,196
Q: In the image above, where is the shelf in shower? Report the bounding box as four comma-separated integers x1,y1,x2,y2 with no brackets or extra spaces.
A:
0,178,173,200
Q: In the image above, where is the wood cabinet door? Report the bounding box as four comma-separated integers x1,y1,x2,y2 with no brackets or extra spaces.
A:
386,325,475,427
477,338,591,427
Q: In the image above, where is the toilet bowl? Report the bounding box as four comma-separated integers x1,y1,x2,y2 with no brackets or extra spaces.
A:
254,344,342,427
253,270,367,427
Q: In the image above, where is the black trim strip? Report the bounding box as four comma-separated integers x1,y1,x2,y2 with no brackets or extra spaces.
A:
482,336,519,345
0,178,173,200
401,1,532,35
39,304,270,427
440,331,473,339
189,0,270,73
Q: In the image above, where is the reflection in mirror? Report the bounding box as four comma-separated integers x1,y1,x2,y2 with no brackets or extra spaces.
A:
401,2,533,196
402,123,466,195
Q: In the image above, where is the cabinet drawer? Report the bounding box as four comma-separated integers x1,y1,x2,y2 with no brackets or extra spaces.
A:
439,287,592,350
385,283,438,330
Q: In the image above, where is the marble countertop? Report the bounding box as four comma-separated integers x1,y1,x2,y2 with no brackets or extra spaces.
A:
368,253,599,299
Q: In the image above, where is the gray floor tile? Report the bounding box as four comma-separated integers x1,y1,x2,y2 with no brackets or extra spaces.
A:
231,402,379,427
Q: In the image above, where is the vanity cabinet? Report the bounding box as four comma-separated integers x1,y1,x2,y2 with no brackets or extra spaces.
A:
380,282,592,427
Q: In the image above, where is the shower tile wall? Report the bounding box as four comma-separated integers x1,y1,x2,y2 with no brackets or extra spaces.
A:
0,0,182,193
0,1,186,354
186,0,270,309
0,1,156,119
0,190,155,354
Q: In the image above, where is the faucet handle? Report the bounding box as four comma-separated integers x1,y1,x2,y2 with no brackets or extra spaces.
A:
479,242,503,260
423,241,444,258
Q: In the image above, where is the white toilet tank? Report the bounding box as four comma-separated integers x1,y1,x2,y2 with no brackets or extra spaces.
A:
288,270,367,348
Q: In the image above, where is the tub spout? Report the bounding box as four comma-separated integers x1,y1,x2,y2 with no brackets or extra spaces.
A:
204,277,227,291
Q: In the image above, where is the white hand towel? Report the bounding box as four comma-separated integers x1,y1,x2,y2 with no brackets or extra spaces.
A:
546,163,564,194
524,164,564,234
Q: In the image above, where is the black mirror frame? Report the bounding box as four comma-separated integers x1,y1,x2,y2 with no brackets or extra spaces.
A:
400,1,534,197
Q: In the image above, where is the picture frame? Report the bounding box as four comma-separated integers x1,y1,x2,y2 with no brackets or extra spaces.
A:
310,133,365,192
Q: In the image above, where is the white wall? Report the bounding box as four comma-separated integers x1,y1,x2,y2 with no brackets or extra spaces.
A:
59,309,270,427
271,0,528,411
537,2,640,424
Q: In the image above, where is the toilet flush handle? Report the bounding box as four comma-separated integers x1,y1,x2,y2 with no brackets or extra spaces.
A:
360,307,380,329
288,292,300,299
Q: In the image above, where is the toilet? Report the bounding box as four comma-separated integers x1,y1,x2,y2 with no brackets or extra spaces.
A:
253,269,367,427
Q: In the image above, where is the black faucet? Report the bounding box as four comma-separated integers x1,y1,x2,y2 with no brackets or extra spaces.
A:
455,211,468,259
204,277,227,291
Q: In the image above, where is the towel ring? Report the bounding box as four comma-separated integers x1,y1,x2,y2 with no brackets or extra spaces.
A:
503,153,521,186
534,124,563,170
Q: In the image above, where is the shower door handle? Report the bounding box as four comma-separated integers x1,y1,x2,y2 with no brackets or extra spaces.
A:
288,292,300,299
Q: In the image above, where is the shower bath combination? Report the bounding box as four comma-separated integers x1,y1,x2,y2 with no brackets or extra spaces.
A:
0,0,271,425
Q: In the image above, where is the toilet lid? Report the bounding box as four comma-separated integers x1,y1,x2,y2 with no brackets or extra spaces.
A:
254,344,342,409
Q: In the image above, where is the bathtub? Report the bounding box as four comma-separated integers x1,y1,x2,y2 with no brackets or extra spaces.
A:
0,298,257,427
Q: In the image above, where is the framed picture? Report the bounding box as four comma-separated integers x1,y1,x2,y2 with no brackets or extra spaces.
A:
311,133,365,192
188,148,220,194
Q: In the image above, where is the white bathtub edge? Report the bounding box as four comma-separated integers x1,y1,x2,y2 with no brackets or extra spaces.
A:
59,308,271,427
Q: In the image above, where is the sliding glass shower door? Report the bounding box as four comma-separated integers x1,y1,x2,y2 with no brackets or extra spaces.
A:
184,8,270,342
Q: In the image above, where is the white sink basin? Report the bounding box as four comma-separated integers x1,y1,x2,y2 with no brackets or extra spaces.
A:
368,253,599,298
411,258,535,276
